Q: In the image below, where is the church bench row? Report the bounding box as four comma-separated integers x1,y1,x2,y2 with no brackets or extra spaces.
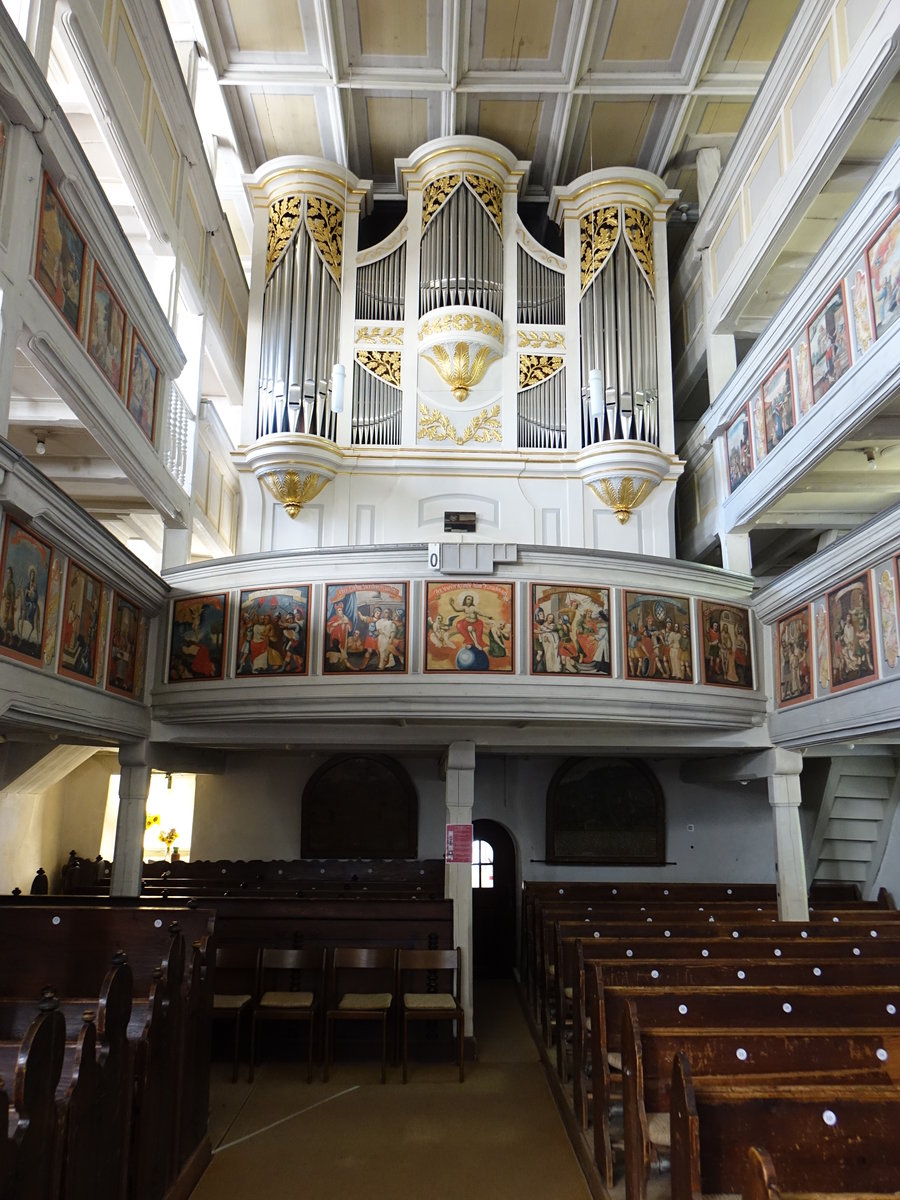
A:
549,918,900,1072
670,1053,900,1200
585,964,900,1186
0,908,215,1200
526,891,895,1031
532,899,900,1038
0,934,199,1200
621,997,900,1200
570,950,900,1131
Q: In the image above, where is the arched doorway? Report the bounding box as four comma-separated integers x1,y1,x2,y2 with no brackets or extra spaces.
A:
472,819,517,979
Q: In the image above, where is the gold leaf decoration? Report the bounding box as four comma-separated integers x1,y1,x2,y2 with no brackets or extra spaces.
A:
465,174,503,234
355,326,404,345
589,476,654,524
417,403,501,445
459,404,501,445
519,354,563,389
267,196,303,279
422,341,501,402
356,350,402,388
306,197,343,284
422,175,461,231
261,469,327,519
518,330,565,350
580,206,619,291
624,206,654,291
418,313,503,341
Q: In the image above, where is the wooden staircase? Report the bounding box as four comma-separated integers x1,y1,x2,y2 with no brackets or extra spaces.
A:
805,751,899,895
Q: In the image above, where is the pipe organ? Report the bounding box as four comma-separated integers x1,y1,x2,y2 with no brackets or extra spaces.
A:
243,141,681,546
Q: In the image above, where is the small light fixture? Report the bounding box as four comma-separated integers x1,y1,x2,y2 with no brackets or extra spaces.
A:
864,447,877,471
34,433,47,456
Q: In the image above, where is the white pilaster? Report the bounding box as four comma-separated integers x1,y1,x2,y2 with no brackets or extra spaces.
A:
444,739,475,1039
767,749,809,920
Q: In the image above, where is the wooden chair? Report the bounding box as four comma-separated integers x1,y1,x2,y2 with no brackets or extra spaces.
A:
398,946,465,1083
212,944,257,1082
250,947,324,1082
324,947,397,1083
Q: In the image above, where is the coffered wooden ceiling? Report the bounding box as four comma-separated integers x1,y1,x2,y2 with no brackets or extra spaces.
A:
194,0,800,202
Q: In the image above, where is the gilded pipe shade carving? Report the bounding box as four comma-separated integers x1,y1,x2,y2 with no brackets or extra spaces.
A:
267,196,303,279
307,197,343,284
580,206,619,291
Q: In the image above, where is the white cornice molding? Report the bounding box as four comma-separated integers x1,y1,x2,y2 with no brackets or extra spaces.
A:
770,676,900,749
0,676,150,743
0,6,52,129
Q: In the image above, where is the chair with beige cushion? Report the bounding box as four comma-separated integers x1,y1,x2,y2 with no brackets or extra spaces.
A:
398,946,465,1083
250,946,324,1082
212,944,258,1082
324,946,397,1083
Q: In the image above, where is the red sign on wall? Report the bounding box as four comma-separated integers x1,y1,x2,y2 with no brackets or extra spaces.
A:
446,823,473,864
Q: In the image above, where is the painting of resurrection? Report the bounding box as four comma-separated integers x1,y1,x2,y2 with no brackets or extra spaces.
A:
425,581,514,673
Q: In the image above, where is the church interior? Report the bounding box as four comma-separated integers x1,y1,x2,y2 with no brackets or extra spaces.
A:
1,0,900,1196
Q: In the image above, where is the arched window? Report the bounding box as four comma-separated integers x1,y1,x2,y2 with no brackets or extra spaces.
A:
546,757,665,865
301,754,417,858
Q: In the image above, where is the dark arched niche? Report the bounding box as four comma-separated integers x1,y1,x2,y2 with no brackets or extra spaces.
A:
301,754,418,858
546,757,665,865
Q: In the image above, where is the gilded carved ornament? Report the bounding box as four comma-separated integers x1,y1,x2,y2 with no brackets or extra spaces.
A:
356,350,402,388
266,196,303,279
422,175,461,231
418,312,503,342
580,206,619,291
624,206,654,291
417,402,501,445
306,196,343,284
260,469,328,519
355,326,404,346
465,174,503,234
519,355,563,389
589,476,654,524
422,342,501,403
518,329,565,350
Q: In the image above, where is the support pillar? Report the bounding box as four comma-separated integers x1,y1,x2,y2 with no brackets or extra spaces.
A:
444,740,475,1041
767,750,809,921
111,742,151,897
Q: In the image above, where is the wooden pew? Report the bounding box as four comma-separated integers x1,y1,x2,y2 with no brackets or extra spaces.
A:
570,945,900,1131
0,1002,66,1200
621,997,900,1200
669,1052,900,1200
586,966,900,1185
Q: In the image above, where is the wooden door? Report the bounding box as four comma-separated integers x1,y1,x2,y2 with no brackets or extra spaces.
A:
472,819,516,979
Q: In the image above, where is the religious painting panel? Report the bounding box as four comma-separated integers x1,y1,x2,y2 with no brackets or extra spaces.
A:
106,592,142,697
725,405,753,492
867,206,900,339
127,332,158,442
848,254,874,356
761,355,795,452
322,582,407,674
35,174,85,334
167,593,227,682
827,573,878,693
546,757,665,865
236,586,310,676
807,284,852,404
0,520,52,665
700,601,753,689
58,561,103,683
530,583,610,676
775,605,812,707
425,581,514,673
623,591,692,682
87,265,126,393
